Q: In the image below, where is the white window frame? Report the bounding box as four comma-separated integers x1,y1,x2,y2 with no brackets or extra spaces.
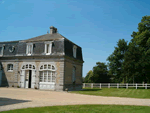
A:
0,46,4,56
45,41,53,55
7,64,13,72
26,43,33,56
73,45,77,58
39,64,56,83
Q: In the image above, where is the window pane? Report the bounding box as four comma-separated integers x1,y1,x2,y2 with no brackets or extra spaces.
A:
52,66,55,70
0,47,2,55
8,64,13,71
44,64,47,69
40,65,43,70
47,44,49,53
22,65,25,69
26,64,28,69
29,64,32,68
33,65,35,69
52,72,55,82
44,71,47,82
39,72,43,82
48,71,51,82
48,64,51,69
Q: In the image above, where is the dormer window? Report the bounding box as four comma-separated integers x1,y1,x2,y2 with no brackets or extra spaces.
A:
0,47,3,56
45,41,52,55
26,43,33,56
73,45,77,58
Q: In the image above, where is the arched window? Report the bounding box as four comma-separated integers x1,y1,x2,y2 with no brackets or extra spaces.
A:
39,64,56,83
72,66,76,82
21,64,35,70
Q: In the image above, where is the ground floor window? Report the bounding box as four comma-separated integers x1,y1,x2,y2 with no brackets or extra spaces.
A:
40,71,55,82
7,64,13,71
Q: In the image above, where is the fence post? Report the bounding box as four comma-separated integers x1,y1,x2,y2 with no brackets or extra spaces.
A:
108,83,110,88
136,83,137,89
83,83,85,88
126,83,128,89
91,83,93,89
100,83,101,89
117,83,119,89
145,83,147,89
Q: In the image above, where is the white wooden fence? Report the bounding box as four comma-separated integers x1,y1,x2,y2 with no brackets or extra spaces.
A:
83,83,150,89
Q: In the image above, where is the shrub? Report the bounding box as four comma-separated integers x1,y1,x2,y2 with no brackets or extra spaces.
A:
17,86,20,88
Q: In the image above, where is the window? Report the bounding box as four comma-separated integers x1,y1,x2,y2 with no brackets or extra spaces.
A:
22,64,35,70
0,64,2,70
7,64,13,71
40,71,55,82
72,66,76,82
26,43,33,55
0,47,3,56
45,42,53,55
39,64,56,82
73,45,77,58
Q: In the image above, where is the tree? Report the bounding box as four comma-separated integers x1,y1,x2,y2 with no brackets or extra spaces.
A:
107,39,128,83
124,15,150,83
92,62,110,83
84,70,93,83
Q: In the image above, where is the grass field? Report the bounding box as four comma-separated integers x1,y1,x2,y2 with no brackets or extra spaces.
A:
70,88,150,99
1,105,150,113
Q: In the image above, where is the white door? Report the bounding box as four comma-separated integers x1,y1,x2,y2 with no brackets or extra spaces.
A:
20,70,25,88
31,70,36,88
25,70,28,88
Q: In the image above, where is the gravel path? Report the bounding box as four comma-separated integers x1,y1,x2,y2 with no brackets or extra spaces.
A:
0,88,150,111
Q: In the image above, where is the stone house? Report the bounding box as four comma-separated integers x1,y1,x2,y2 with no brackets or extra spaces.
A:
0,26,84,91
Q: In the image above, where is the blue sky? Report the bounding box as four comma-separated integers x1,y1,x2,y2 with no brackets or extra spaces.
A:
0,0,150,77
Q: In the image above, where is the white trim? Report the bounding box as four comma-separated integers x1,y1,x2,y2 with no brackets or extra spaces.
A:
7,64,13,72
26,43,33,56
45,41,53,55
73,45,77,58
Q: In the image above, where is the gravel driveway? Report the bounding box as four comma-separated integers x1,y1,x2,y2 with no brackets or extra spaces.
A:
0,88,150,111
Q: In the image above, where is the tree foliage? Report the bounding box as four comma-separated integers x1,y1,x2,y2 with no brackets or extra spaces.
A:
85,15,150,83
107,39,128,83
107,15,150,83
84,62,110,83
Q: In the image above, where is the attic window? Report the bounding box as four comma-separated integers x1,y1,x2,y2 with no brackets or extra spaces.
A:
26,43,33,56
73,45,77,58
0,47,3,56
45,41,53,55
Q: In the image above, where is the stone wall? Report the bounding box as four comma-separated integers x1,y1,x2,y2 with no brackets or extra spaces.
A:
0,58,65,91
1,61,19,87
64,58,83,91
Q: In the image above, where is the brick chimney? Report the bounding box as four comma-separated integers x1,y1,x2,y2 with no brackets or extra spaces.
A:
50,26,57,34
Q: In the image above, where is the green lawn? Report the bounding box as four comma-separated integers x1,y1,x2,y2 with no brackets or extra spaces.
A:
70,88,150,99
1,105,150,113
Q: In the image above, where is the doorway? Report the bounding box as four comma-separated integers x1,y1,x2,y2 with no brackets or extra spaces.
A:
28,70,32,88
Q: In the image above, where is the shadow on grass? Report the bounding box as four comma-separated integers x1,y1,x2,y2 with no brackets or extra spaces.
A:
0,97,31,106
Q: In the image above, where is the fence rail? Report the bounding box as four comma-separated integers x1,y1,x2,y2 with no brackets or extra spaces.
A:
83,83,150,89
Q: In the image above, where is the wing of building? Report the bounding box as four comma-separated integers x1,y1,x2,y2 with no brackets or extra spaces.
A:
0,26,84,91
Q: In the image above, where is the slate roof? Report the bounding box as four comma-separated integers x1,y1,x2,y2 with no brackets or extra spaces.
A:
0,32,83,61
21,33,65,42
